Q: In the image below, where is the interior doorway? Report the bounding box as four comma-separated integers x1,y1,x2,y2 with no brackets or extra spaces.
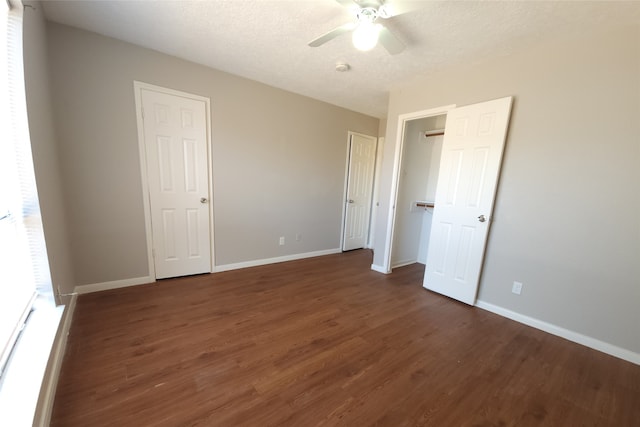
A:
390,115,447,268
382,105,455,273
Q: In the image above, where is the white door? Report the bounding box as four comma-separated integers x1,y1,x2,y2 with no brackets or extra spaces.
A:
141,88,211,279
424,97,513,305
342,133,377,251
368,136,384,249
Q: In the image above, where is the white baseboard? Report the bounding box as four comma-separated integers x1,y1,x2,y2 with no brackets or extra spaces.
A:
370,263,389,274
33,295,77,427
475,300,640,366
214,248,342,273
391,259,418,269
74,250,345,293
74,275,154,294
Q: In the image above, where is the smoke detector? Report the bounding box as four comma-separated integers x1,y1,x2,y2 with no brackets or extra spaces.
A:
335,62,351,72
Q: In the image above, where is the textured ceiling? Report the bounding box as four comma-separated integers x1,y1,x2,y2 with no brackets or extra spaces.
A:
41,0,640,118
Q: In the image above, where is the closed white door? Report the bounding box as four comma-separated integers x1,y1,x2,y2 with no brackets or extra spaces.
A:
343,133,377,251
141,89,211,279
424,97,513,305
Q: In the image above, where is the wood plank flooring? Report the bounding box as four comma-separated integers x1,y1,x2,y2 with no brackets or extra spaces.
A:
51,250,640,426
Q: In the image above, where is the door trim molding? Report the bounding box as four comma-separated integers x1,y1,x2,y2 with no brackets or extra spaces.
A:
133,81,215,280
340,131,378,251
381,105,456,274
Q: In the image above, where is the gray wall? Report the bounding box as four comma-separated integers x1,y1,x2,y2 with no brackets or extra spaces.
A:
23,3,75,302
372,24,640,354
45,23,378,290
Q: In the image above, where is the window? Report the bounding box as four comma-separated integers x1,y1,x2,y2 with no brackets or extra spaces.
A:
0,0,49,375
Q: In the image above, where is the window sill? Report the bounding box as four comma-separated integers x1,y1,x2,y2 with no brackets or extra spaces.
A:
0,295,63,426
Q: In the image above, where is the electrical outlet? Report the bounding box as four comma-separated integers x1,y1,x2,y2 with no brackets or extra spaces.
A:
512,281,523,295
279,236,285,246
295,233,302,242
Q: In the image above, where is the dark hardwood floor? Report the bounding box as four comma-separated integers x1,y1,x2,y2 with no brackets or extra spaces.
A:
51,250,640,426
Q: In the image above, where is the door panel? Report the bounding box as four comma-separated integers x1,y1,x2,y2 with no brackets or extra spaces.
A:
157,136,174,191
431,222,452,274
161,209,177,260
467,147,489,207
141,89,211,279
343,133,377,251
184,139,199,192
444,149,464,206
424,97,512,305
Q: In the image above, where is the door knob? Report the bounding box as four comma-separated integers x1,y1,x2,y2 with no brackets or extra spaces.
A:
478,215,486,222
200,197,208,204
347,199,355,204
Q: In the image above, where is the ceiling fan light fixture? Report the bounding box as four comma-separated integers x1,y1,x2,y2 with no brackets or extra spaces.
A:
307,3,406,55
352,22,381,51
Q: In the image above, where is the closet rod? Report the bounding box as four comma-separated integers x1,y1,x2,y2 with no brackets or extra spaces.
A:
415,202,435,208
424,130,445,137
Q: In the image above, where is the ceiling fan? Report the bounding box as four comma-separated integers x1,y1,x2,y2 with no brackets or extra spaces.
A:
308,0,419,55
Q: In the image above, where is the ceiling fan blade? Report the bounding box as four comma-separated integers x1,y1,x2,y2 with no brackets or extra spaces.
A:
334,0,359,7
379,0,426,18
308,23,357,47
378,26,405,55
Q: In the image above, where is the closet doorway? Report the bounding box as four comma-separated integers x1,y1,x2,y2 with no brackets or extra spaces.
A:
389,113,448,269
382,105,455,274
384,98,513,305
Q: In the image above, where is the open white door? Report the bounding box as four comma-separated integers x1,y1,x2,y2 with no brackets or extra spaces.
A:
140,88,212,279
424,97,513,305
342,133,377,251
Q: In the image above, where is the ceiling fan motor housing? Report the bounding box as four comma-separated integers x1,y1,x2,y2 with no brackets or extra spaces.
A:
356,7,379,23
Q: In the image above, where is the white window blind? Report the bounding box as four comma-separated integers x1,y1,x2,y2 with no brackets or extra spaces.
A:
0,0,50,374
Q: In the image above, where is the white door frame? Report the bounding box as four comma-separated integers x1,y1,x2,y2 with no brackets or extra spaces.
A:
340,131,378,251
381,105,456,273
133,81,215,280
